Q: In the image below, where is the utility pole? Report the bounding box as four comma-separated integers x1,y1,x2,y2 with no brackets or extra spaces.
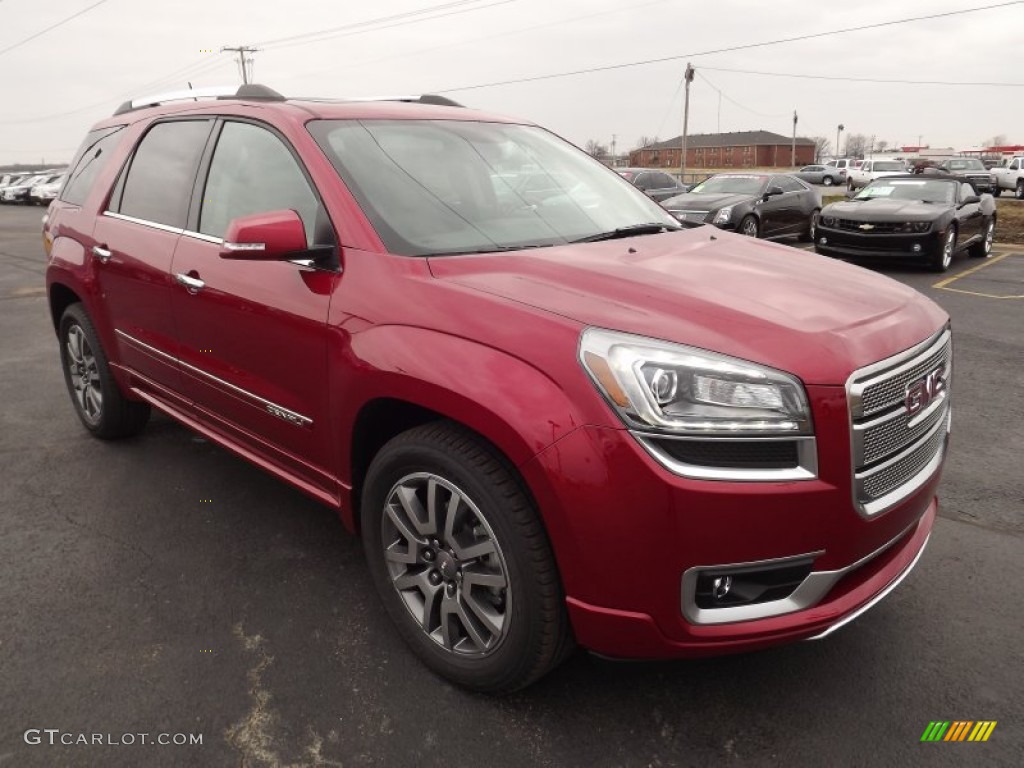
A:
611,134,617,167
791,111,798,168
680,63,695,182
836,123,844,159
221,45,260,84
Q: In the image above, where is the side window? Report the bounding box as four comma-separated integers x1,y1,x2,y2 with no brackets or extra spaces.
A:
1011,159,1020,170
653,173,677,188
199,121,320,245
777,177,804,193
115,120,212,228
60,126,126,206
633,173,653,191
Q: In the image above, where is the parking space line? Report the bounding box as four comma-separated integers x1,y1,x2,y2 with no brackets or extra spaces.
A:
933,252,1024,299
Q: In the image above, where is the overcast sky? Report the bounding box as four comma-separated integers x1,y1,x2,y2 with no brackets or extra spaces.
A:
1,0,1021,164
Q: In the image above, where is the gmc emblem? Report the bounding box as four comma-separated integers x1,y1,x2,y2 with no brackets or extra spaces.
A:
905,363,946,416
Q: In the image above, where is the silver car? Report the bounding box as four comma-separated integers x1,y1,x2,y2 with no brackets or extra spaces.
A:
792,165,843,187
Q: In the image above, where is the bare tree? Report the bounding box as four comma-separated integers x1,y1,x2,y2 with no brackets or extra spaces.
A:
876,139,889,153
982,134,1007,147
635,136,660,149
585,140,609,160
844,133,869,159
811,136,831,162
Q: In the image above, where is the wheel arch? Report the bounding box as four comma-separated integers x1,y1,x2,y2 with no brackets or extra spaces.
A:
48,282,83,334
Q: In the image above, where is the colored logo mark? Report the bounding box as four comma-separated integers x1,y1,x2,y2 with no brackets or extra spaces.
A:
921,721,997,742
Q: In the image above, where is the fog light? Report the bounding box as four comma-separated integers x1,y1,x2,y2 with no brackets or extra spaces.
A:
912,243,922,253
819,237,827,245
712,576,732,600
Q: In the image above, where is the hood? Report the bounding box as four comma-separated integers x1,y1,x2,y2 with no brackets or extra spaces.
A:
824,198,948,220
661,192,753,210
427,229,947,385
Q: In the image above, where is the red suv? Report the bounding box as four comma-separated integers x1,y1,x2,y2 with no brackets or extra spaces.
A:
44,85,950,692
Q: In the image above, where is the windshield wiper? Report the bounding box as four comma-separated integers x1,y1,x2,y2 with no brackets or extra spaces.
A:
570,223,680,244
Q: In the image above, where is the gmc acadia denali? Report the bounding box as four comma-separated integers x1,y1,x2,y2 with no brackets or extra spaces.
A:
44,84,951,692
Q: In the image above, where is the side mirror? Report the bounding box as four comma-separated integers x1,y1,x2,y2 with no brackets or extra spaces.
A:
220,210,307,260
960,195,981,206
764,186,784,199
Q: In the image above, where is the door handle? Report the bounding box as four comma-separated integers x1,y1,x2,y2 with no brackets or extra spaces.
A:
91,245,112,263
174,272,205,294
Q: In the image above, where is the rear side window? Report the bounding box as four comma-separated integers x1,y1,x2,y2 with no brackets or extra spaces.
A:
60,126,126,206
112,120,212,228
198,121,319,244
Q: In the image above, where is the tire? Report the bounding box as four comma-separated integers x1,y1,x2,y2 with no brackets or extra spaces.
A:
58,303,150,438
930,228,956,272
1016,180,1024,200
799,209,819,242
969,218,995,258
992,187,1001,198
361,421,572,693
848,180,856,191
823,176,834,187
739,214,760,238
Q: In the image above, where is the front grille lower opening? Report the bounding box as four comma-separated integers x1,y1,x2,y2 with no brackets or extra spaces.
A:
694,558,815,609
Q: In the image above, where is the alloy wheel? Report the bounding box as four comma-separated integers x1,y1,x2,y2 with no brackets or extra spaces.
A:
741,217,758,237
941,230,955,270
984,221,994,254
381,472,510,657
65,324,103,425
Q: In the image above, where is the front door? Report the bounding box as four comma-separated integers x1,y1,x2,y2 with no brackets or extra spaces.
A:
169,119,339,494
956,181,983,243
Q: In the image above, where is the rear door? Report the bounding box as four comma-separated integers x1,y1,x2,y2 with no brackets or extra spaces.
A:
168,118,339,494
92,118,214,404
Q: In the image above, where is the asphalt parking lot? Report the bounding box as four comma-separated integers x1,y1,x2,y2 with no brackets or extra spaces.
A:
1,203,1021,767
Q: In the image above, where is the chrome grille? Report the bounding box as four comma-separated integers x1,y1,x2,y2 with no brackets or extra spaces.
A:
848,329,952,516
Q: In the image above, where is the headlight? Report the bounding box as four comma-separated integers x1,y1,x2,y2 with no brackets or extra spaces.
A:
579,328,812,435
712,206,733,224
821,216,837,227
909,221,931,233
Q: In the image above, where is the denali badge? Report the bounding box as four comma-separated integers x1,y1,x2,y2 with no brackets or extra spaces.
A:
905,363,946,416
266,404,311,427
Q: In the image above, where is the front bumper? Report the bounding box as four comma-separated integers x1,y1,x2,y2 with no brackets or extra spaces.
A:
815,227,941,259
520,388,941,659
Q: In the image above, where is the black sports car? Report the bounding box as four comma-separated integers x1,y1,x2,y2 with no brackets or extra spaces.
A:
815,174,996,272
660,173,820,241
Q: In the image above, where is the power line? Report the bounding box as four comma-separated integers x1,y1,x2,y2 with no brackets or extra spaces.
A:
0,0,110,58
286,0,673,80
696,72,788,119
432,1,1024,92
699,65,1023,87
258,0,514,51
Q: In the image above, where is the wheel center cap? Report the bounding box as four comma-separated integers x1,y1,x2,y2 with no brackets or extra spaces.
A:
436,551,458,580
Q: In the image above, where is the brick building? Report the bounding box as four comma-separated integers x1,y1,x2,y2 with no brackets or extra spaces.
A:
629,130,816,169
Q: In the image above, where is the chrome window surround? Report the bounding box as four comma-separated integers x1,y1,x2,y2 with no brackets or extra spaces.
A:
115,329,313,427
634,433,817,481
681,518,918,625
103,210,222,243
846,328,951,517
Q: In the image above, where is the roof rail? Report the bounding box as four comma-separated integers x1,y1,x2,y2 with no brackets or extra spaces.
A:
113,84,286,116
291,94,464,108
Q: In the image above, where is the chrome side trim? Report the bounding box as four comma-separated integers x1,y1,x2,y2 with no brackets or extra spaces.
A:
634,433,818,482
807,532,931,641
182,229,223,244
681,518,917,625
115,329,313,428
103,210,184,235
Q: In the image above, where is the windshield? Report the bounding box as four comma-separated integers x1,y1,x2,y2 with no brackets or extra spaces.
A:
688,175,767,196
871,161,906,172
307,120,677,256
854,179,956,204
944,158,985,171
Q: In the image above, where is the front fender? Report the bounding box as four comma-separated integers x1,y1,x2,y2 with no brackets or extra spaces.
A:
331,323,588,506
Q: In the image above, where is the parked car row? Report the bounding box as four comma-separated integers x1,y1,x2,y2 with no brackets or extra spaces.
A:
0,171,66,204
